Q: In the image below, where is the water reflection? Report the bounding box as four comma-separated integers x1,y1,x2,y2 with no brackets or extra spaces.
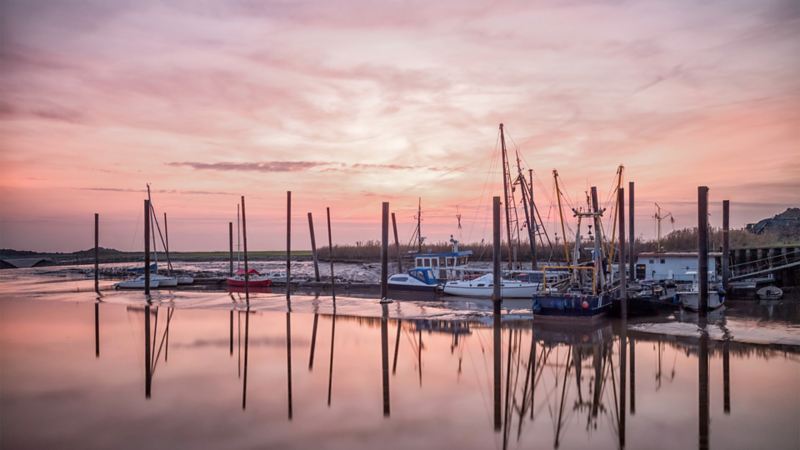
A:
2,296,799,450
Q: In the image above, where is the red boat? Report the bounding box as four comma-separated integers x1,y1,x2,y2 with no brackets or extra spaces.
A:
226,268,273,288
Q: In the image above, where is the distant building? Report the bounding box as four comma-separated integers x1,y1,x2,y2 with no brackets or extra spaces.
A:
746,208,800,237
635,252,720,282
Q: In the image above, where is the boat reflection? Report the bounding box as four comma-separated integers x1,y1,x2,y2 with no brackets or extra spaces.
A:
83,295,798,450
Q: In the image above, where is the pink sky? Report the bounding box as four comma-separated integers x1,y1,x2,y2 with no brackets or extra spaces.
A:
1,0,798,251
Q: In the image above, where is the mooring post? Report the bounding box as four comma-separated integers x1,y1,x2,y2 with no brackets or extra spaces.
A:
326,207,336,299
391,212,402,272
492,196,502,303
629,181,635,281
722,200,730,290
617,188,627,318
698,187,709,313
144,200,151,296
380,202,390,302
308,212,320,282
228,222,234,277
94,213,99,292
286,191,291,295
241,196,249,303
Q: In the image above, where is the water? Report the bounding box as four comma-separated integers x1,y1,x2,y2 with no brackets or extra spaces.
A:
1,271,799,449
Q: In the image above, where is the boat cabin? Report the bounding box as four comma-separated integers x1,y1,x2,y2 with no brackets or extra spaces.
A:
414,250,472,280
635,252,721,282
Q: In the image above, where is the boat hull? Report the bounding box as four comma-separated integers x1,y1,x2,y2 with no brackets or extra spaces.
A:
443,284,539,298
388,283,438,292
679,291,724,311
532,292,612,318
226,277,273,288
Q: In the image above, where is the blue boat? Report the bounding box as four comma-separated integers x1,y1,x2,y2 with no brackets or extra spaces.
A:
388,268,440,292
532,291,612,318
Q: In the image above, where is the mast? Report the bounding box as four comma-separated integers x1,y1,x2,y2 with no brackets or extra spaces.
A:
606,166,624,266
237,203,241,269
417,197,422,253
499,123,519,269
515,151,536,270
529,169,537,267
146,184,158,270
553,170,570,263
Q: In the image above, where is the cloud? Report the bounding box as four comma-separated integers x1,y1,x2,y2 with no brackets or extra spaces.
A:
76,187,234,196
166,161,330,172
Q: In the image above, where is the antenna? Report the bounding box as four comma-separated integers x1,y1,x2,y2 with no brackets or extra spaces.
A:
654,203,675,252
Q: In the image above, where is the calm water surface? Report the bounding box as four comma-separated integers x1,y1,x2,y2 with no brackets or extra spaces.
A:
1,273,799,450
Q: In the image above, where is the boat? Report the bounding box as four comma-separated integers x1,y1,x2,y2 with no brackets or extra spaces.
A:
443,273,540,298
388,268,440,292
756,285,783,300
177,276,194,285
227,268,272,288
677,271,725,311
116,276,160,289
532,169,616,319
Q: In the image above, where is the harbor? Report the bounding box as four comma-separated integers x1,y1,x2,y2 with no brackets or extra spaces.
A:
2,0,799,448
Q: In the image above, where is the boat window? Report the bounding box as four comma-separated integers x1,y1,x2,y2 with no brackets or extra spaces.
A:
446,257,454,266
432,259,438,267
393,276,408,282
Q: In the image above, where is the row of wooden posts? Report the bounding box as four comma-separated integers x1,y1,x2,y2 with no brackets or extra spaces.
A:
90,184,730,313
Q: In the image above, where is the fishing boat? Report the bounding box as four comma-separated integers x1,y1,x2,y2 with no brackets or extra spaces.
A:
756,285,782,300
532,170,618,319
227,268,272,288
388,268,440,292
443,273,540,298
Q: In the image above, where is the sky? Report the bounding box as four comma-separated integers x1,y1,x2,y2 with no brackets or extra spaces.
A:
1,0,798,252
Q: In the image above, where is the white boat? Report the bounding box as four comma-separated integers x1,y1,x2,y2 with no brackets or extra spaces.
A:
388,268,439,292
443,273,540,298
757,285,783,300
177,275,194,285
115,276,161,289
152,274,178,287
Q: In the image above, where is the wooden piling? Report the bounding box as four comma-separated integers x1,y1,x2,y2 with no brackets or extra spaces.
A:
381,304,390,416
228,222,234,277
698,187,709,313
380,202,390,302
241,196,249,302
286,191,291,294
307,212,320,282
144,200,151,296
391,212,402,272
617,188,627,318
94,213,99,292
628,181,635,280
492,196,502,302
722,200,730,289
327,207,335,298
590,187,604,291
286,312,293,419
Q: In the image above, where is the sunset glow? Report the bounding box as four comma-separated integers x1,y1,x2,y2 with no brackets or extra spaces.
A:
1,0,798,251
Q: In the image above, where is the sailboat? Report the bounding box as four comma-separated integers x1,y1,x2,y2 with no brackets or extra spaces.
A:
115,186,178,289
226,203,272,289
